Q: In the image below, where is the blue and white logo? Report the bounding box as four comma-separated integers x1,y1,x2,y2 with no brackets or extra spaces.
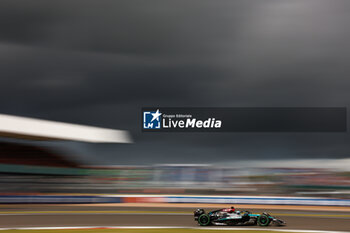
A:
143,109,162,129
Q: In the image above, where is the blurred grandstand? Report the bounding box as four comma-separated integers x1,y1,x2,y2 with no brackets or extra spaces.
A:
81,164,350,198
0,114,349,198
0,114,131,194
1,154,349,197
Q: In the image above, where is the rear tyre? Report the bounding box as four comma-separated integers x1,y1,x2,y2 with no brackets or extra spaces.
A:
198,214,211,226
257,214,271,226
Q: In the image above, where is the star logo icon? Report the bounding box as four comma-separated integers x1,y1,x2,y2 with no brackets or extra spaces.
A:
151,109,162,122
143,109,162,129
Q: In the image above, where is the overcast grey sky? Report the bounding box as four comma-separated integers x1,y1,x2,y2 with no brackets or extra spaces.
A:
0,0,349,165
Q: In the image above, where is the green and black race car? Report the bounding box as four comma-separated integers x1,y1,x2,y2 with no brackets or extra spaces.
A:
194,207,286,226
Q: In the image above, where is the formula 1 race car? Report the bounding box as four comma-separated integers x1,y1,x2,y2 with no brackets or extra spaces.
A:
194,207,286,226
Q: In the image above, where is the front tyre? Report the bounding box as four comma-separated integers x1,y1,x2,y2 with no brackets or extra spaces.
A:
257,214,271,226
198,214,211,226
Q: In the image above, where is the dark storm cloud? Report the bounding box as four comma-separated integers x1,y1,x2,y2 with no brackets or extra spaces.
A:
0,0,349,165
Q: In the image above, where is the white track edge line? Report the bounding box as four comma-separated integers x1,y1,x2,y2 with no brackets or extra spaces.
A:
0,226,348,233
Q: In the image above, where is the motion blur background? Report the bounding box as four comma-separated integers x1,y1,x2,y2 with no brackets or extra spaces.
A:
0,0,349,198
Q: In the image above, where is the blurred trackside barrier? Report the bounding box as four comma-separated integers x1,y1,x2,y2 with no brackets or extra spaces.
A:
161,196,350,206
0,195,350,206
0,195,122,204
120,195,350,206
121,196,166,203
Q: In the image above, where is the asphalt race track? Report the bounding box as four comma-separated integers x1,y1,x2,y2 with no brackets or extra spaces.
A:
0,205,349,231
